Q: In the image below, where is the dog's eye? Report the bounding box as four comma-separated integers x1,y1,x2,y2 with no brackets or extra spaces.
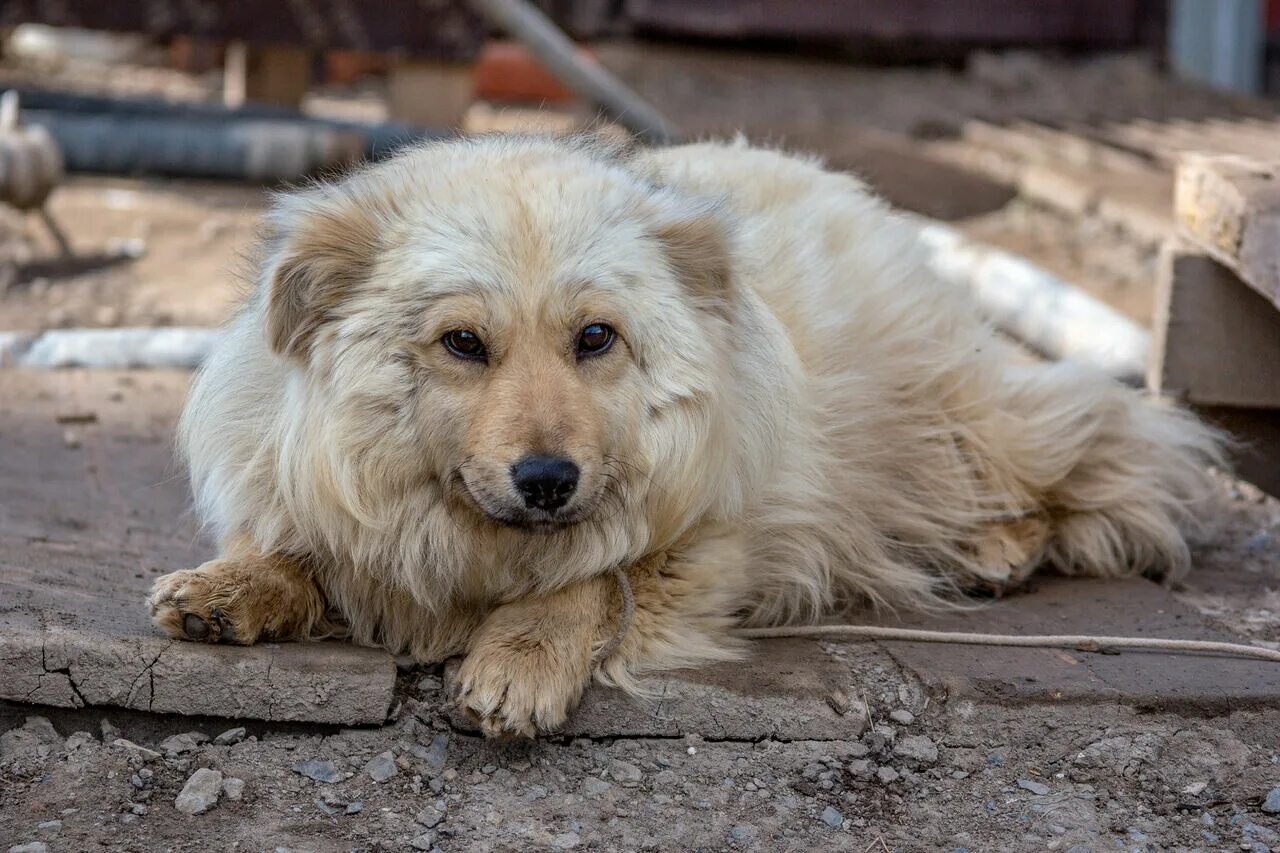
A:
577,323,615,357
442,329,486,361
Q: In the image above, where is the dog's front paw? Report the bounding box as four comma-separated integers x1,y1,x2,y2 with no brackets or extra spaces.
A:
148,560,263,644
455,636,593,738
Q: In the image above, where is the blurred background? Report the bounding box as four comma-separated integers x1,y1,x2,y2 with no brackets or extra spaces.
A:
0,0,1276,495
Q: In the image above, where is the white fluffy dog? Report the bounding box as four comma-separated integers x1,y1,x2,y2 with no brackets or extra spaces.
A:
149,135,1221,736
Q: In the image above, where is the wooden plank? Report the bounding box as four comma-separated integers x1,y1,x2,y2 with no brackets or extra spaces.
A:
943,120,1175,243
223,42,312,109
1175,153,1280,309
1150,244,1280,496
385,59,475,128
1150,244,1280,408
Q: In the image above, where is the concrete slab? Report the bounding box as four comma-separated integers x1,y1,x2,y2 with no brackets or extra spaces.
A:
872,576,1280,712
446,638,880,741
0,370,396,724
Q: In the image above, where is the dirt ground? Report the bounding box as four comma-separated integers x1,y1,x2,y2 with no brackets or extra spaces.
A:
2,43,1280,853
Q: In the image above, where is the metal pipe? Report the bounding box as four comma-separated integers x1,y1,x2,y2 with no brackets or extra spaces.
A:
467,0,682,144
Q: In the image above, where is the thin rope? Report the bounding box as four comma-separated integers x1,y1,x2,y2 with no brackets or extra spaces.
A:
734,624,1280,663
593,564,636,665
597,567,1280,665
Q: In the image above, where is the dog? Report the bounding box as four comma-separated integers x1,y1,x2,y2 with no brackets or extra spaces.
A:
149,134,1222,736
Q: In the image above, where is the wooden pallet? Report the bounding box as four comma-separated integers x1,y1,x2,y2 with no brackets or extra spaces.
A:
1151,155,1280,495
928,111,1278,247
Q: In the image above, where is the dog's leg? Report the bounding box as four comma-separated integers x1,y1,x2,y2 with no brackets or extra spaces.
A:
148,537,328,645
456,529,746,738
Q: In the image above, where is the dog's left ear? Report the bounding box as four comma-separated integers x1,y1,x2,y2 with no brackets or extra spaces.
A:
263,191,382,359
653,201,733,310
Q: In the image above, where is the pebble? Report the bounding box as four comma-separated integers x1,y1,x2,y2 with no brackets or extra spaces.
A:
416,806,445,828
581,777,611,797
364,751,398,782
160,732,208,756
62,428,81,449
417,674,443,692
175,768,223,816
345,802,363,815
820,806,844,828
292,759,342,784
875,766,900,785
608,759,643,786
826,689,853,715
9,844,48,853
729,825,756,843
221,777,245,801
35,821,61,831
893,735,938,766
213,727,247,746
1018,779,1051,796
315,798,341,816
847,760,875,781
409,831,436,850
551,832,580,849
888,709,915,725
420,735,449,774
1263,787,1280,814
112,738,161,762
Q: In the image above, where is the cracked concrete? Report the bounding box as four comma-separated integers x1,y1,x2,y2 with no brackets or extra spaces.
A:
0,370,397,725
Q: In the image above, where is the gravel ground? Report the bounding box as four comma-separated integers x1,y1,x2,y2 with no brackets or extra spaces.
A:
4,659,1280,853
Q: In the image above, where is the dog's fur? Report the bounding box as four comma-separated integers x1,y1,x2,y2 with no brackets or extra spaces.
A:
150,135,1223,736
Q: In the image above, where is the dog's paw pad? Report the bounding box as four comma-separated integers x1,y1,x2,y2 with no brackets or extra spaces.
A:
148,569,245,644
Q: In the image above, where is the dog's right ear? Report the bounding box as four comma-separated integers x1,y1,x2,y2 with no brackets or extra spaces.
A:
263,191,382,359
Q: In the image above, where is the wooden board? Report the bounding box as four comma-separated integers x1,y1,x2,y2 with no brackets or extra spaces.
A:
1175,153,1280,310
1151,245,1280,408
1150,245,1280,496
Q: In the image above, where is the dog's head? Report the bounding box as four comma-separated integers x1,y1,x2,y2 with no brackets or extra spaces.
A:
260,136,738,543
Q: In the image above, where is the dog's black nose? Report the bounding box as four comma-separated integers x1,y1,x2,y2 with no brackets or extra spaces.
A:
511,455,579,511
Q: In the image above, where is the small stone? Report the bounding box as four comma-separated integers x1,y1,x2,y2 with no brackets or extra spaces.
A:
364,751,398,782
1263,787,1280,814
416,806,445,828
729,825,756,843
888,709,915,725
159,732,208,756
292,759,342,784
847,759,875,781
820,806,844,828
221,777,245,801
1181,781,1208,796
1018,779,1051,796
62,428,81,449
213,727,246,746
417,674,443,692
409,831,436,850
63,732,94,751
551,832,580,849
35,821,61,831
420,735,449,774
608,759,643,786
8,844,49,853
315,798,341,816
875,766,899,785
893,735,938,767
345,802,363,815
130,804,147,816
826,690,852,715
112,739,161,762
581,777,611,797
174,768,223,815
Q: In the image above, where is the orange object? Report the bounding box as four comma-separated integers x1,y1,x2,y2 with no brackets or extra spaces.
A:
473,40,582,104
